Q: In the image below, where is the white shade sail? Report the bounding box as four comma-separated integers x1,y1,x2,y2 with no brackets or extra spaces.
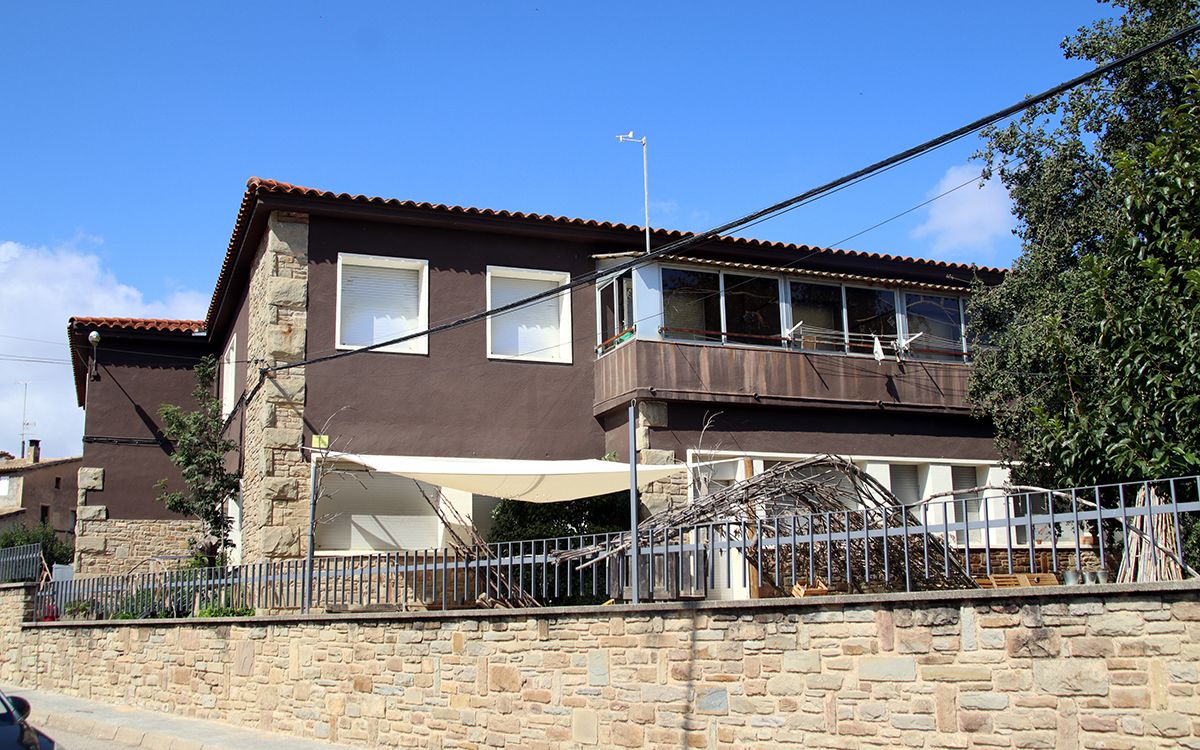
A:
322,452,690,503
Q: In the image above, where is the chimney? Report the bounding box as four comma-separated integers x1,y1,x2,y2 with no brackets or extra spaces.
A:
28,439,40,464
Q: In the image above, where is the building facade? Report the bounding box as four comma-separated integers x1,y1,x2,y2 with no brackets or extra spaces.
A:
69,177,1007,574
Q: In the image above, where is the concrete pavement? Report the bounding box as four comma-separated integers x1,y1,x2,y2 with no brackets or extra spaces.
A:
2,685,362,750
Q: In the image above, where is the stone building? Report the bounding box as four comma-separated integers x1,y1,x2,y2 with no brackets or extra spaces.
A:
67,177,1007,574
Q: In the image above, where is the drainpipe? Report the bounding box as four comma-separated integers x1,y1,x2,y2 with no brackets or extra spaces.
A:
628,399,640,604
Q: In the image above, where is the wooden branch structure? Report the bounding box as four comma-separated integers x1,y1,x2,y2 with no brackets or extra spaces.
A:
558,455,976,593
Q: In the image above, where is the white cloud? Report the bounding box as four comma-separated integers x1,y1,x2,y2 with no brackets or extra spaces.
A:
0,237,207,460
910,163,1015,259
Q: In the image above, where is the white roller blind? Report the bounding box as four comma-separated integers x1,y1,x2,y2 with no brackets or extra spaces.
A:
952,465,982,544
889,464,920,505
490,274,565,360
340,262,423,352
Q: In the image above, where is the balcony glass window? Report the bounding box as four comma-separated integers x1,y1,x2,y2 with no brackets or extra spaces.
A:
723,274,782,346
904,293,964,361
662,268,721,342
844,287,897,354
598,271,635,352
789,281,844,352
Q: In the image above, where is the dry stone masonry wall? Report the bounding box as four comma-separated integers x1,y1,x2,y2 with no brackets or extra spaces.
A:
240,211,310,561
3,584,1199,749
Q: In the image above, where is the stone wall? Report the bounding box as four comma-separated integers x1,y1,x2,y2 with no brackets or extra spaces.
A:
240,211,310,561
73,517,204,575
4,582,1200,748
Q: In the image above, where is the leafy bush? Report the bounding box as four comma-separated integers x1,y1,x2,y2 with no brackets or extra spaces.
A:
196,605,254,618
0,522,73,565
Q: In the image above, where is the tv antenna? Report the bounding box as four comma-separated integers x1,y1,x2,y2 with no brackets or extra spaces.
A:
16,382,34,458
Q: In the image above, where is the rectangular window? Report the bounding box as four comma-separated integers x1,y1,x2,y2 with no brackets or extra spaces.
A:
904,293,964,361
337,253,429,355
889,464,921,505
220,334,237,418
597,270,635,353
54,477,61,490
723,274,782,346
789,281,845,352
487,266,572,363
662,268,721,342
844,287,897,354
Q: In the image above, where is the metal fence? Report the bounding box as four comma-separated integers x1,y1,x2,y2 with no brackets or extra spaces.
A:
33,475,1200,621
0,544,43,583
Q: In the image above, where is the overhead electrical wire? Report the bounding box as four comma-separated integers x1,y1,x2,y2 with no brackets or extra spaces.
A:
251,21,1194,374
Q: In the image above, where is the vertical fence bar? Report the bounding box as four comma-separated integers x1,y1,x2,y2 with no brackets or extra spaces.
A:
1170,479,1184,574
1003,491,1013,574
1071,488,1083,572
921,503,929,582
882,508,890,584
941,500,951,578
1144,482,1159,574
1095,487,1106,575
982,494,991,577
1048,492,1058,572
901,506,911,592
961,498,971,580
862,509,871,583
843,512,852,589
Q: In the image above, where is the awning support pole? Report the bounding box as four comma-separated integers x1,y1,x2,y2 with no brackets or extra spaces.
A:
303,453,319,613
628,399,640,604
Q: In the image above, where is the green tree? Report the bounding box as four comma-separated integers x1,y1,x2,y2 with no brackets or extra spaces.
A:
0,523,73,566
487,491,631,544
157,355,240,566
969,0,1200,490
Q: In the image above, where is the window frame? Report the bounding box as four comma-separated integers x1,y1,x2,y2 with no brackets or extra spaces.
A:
660,263,787,349
784,278,847,354
595,269,636,355
899,290,968,362
486,265,573,364
335,253,430,356
220,333,237,419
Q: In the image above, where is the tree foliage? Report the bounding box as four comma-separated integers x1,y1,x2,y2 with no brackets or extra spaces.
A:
0,523,73,566
487,491,631,544
969,0,1200,489
157,355,240,564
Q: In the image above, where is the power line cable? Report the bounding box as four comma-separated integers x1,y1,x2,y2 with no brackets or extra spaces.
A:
266,21,1199,375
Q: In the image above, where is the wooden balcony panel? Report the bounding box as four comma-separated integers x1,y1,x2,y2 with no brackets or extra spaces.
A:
594,339,971,415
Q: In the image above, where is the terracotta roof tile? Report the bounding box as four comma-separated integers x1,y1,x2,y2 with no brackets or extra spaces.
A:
205,177,1006,328
68,317,206,334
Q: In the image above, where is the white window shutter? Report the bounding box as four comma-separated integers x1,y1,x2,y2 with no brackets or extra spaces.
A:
339,261,424,353
490,275,565,360
889,464,920,505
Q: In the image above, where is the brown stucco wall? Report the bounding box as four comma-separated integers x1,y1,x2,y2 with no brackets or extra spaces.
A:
81,340,211,520
303,215,608,461
7,459,80,535
629,401,998,463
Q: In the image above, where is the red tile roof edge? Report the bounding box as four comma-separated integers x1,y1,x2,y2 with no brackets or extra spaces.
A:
204,177,1007,328
68,317,206,334
67,317,206,407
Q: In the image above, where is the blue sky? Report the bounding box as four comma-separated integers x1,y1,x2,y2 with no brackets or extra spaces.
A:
0,1,1117,455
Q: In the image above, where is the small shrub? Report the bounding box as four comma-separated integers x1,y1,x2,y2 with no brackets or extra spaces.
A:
196,605,254,618
0,522,73,565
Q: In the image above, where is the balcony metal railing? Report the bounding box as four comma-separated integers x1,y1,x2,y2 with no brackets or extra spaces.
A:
32,475,1200,621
